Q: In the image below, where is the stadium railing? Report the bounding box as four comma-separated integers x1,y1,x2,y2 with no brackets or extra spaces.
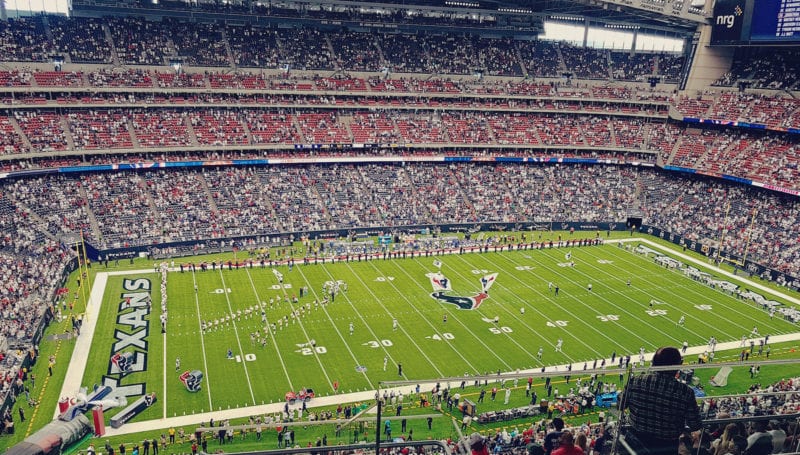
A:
168,439,453,455
616,414,800,455
376,359,800,455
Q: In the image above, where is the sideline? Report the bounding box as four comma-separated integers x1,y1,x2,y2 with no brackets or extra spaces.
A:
101,335,800,437
54,272,109,419
626,238,800,306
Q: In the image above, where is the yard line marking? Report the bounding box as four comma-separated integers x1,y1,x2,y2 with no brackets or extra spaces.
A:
581,247,752,337
497,249,667,350
56,271,108,419
564,246,742,341
190,270,214,410
595,246,789,336
343,262,451,377
499,248,685,348
390,258,524,374
162,331,167,419
269,268,338,391
377,261,499,375
626,238,800,306
482,251,638,355
242,267,294,391
439,255,592,363
294,265,373,389
216,269,257,405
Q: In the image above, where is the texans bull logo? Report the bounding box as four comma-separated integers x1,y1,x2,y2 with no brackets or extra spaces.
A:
431,291,489,310
427,270,497,310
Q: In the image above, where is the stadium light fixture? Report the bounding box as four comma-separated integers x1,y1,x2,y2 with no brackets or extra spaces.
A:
498,7,532,13
550,15,584,22
444,1,480,7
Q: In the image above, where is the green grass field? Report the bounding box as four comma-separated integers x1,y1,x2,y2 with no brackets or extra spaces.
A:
80,238,800,422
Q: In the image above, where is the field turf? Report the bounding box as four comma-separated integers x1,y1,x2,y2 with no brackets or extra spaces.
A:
80,238,800,421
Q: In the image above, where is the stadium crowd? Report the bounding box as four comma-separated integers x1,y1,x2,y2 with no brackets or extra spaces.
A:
0,165,796,284
0,98,799,189
0,16,685,82
713,48,800,91
0,61,798,190
0,13,793,96
469,372,800,455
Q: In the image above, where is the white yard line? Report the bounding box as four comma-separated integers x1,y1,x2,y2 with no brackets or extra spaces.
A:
295,265,372,389
190,270,215,411
66,245,800,436
475,253,619,359
101,331,800,437
580,246,770,336
62,244,800,434
371,261,472,375
274,267,337,391
243,267,294,391
216,269,257,405
162,332,167,419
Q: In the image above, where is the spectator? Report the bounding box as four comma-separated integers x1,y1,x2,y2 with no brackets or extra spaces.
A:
767,420,786,453
711,423,741,455
621,346,702,454
543,418,565,455
745,421,773,455
551,432,583,455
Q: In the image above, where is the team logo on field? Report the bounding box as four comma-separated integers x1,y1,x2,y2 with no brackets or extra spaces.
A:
426,270,498,310
430,291,490,310
179,370,204,392
110,352,136,375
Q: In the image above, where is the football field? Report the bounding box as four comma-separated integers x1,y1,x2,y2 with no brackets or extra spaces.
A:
78,238,800,422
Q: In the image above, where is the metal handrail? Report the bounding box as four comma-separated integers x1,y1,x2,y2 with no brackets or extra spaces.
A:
199,439,452,455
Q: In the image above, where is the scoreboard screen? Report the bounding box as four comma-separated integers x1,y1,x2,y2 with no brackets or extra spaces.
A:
750,0,800,41
711,0,800,44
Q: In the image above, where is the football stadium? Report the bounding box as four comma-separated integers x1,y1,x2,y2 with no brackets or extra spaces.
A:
0,0,799,453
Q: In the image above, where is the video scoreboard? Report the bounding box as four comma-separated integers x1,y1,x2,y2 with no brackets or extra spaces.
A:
712,0,800,44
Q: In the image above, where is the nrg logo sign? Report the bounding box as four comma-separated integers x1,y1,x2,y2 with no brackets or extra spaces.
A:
716,4,743,28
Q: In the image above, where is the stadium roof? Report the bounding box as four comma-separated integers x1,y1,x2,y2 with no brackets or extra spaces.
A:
71,0,703,33
451,0,704,28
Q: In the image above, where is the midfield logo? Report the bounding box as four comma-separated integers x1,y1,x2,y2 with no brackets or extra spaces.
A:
430,291,489,310
426,271,498,310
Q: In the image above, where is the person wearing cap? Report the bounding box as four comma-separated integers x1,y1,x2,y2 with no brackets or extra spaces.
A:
621,346,702,454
